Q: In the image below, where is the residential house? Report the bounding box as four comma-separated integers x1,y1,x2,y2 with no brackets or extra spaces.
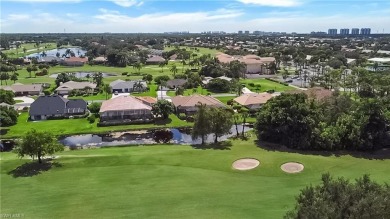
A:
61,57,88,66
55,81,97,95
202,76,232,85
99,96,153,122
234,93,274,110
29,95,87,120
216,53,275,74
110,80,147,93
171,95,225,115
36,56,62,64
0,83,43,96
145,55,166,65
166,79,187,89
93,56,107,64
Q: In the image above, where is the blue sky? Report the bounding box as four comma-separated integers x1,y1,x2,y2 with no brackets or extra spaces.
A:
1,0,390,33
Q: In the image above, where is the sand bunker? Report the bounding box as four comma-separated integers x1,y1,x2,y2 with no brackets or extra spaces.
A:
281,162,304,173
232,158,260,170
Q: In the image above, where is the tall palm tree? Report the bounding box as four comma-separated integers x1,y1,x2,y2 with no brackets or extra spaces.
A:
181,59,186,73
170,64,178,77
158,62,165,73
133,62,142,73
133,81,144,92
103,84,111,100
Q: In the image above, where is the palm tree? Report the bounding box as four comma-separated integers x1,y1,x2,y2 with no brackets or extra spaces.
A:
103,84,111,100
170,64,178,77
133,81,144,93
23,47,27,54
181,59,186,73
10,73,18,84
133,62,142,73
158,61,165,73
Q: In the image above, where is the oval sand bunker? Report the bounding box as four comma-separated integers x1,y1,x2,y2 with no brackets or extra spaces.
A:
281,162,304,173
232,158,260,170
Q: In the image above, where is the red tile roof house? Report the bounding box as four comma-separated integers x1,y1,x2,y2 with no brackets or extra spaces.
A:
0,83,43,96
61,57,88,67
99,96,154,125
171,95,225,115
234,93,274,110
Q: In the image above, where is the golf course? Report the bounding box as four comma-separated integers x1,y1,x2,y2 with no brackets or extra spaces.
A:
1,135,389,218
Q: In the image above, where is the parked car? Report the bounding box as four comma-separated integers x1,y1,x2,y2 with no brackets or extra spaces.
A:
285,80,293,83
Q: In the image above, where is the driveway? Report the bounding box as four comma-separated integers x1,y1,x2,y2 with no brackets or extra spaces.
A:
111,93,130,99
157,91,171,100
14,96,35,109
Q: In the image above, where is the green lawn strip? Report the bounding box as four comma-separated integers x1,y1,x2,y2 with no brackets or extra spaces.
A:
3,113,192,138
1,136,389,218
240,78,295,92
164,46,221,56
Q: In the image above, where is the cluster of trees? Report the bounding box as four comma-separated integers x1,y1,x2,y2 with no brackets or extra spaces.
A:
192,104,233,144
0,89,15,105
0,106,18,127
151,100,174,119
255,93,389,151
14,129,64,163
285,173,390,218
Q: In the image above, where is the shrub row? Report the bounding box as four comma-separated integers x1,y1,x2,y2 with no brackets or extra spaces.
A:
265,78,289,86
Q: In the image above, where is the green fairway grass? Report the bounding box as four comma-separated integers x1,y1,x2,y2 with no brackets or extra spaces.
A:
1,136,389,218
240,78,295,92
2,112,192,138
164,46,221,56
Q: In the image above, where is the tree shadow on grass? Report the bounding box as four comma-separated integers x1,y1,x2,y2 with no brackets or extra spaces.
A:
154,118,172,126
192,141,232,150
8,159,62,178
255,140,390,160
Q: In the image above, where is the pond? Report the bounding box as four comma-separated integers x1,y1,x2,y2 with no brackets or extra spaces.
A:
26,47,87,58
50,72,117,78
60,125,252,148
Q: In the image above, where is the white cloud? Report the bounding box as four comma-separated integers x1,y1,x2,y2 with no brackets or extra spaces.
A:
110,0,143,7
238,0,301,7
8,14,31,20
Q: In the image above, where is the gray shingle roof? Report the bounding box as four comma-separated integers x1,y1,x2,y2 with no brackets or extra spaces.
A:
29,95,87,116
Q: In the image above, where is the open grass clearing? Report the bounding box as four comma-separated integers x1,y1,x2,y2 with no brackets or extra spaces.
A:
1,136,389,218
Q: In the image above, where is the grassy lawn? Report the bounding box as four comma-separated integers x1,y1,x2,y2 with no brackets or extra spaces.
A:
2,113,192,138
68,92,109,101
240,78,295,92
166,86,214,97
164,46,221,56
1,136,389,218
215,96,235,104
14,100,24,103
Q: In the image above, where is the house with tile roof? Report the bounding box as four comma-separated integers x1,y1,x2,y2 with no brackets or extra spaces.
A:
99,95,153,122
171,95,225,115
0,83,43,96
110,79,147,93
216,53,275,74
55,81,97,95
234,93,274,110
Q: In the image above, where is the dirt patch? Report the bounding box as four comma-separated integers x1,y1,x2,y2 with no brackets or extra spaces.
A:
281,162,304,173
232,158,260,170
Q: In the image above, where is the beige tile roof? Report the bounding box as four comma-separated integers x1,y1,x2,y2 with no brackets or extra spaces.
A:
234,93,273,106
7,84,43,92
100,96,152,112
171,95,224,108
55,81,97,91
135,96,157,105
